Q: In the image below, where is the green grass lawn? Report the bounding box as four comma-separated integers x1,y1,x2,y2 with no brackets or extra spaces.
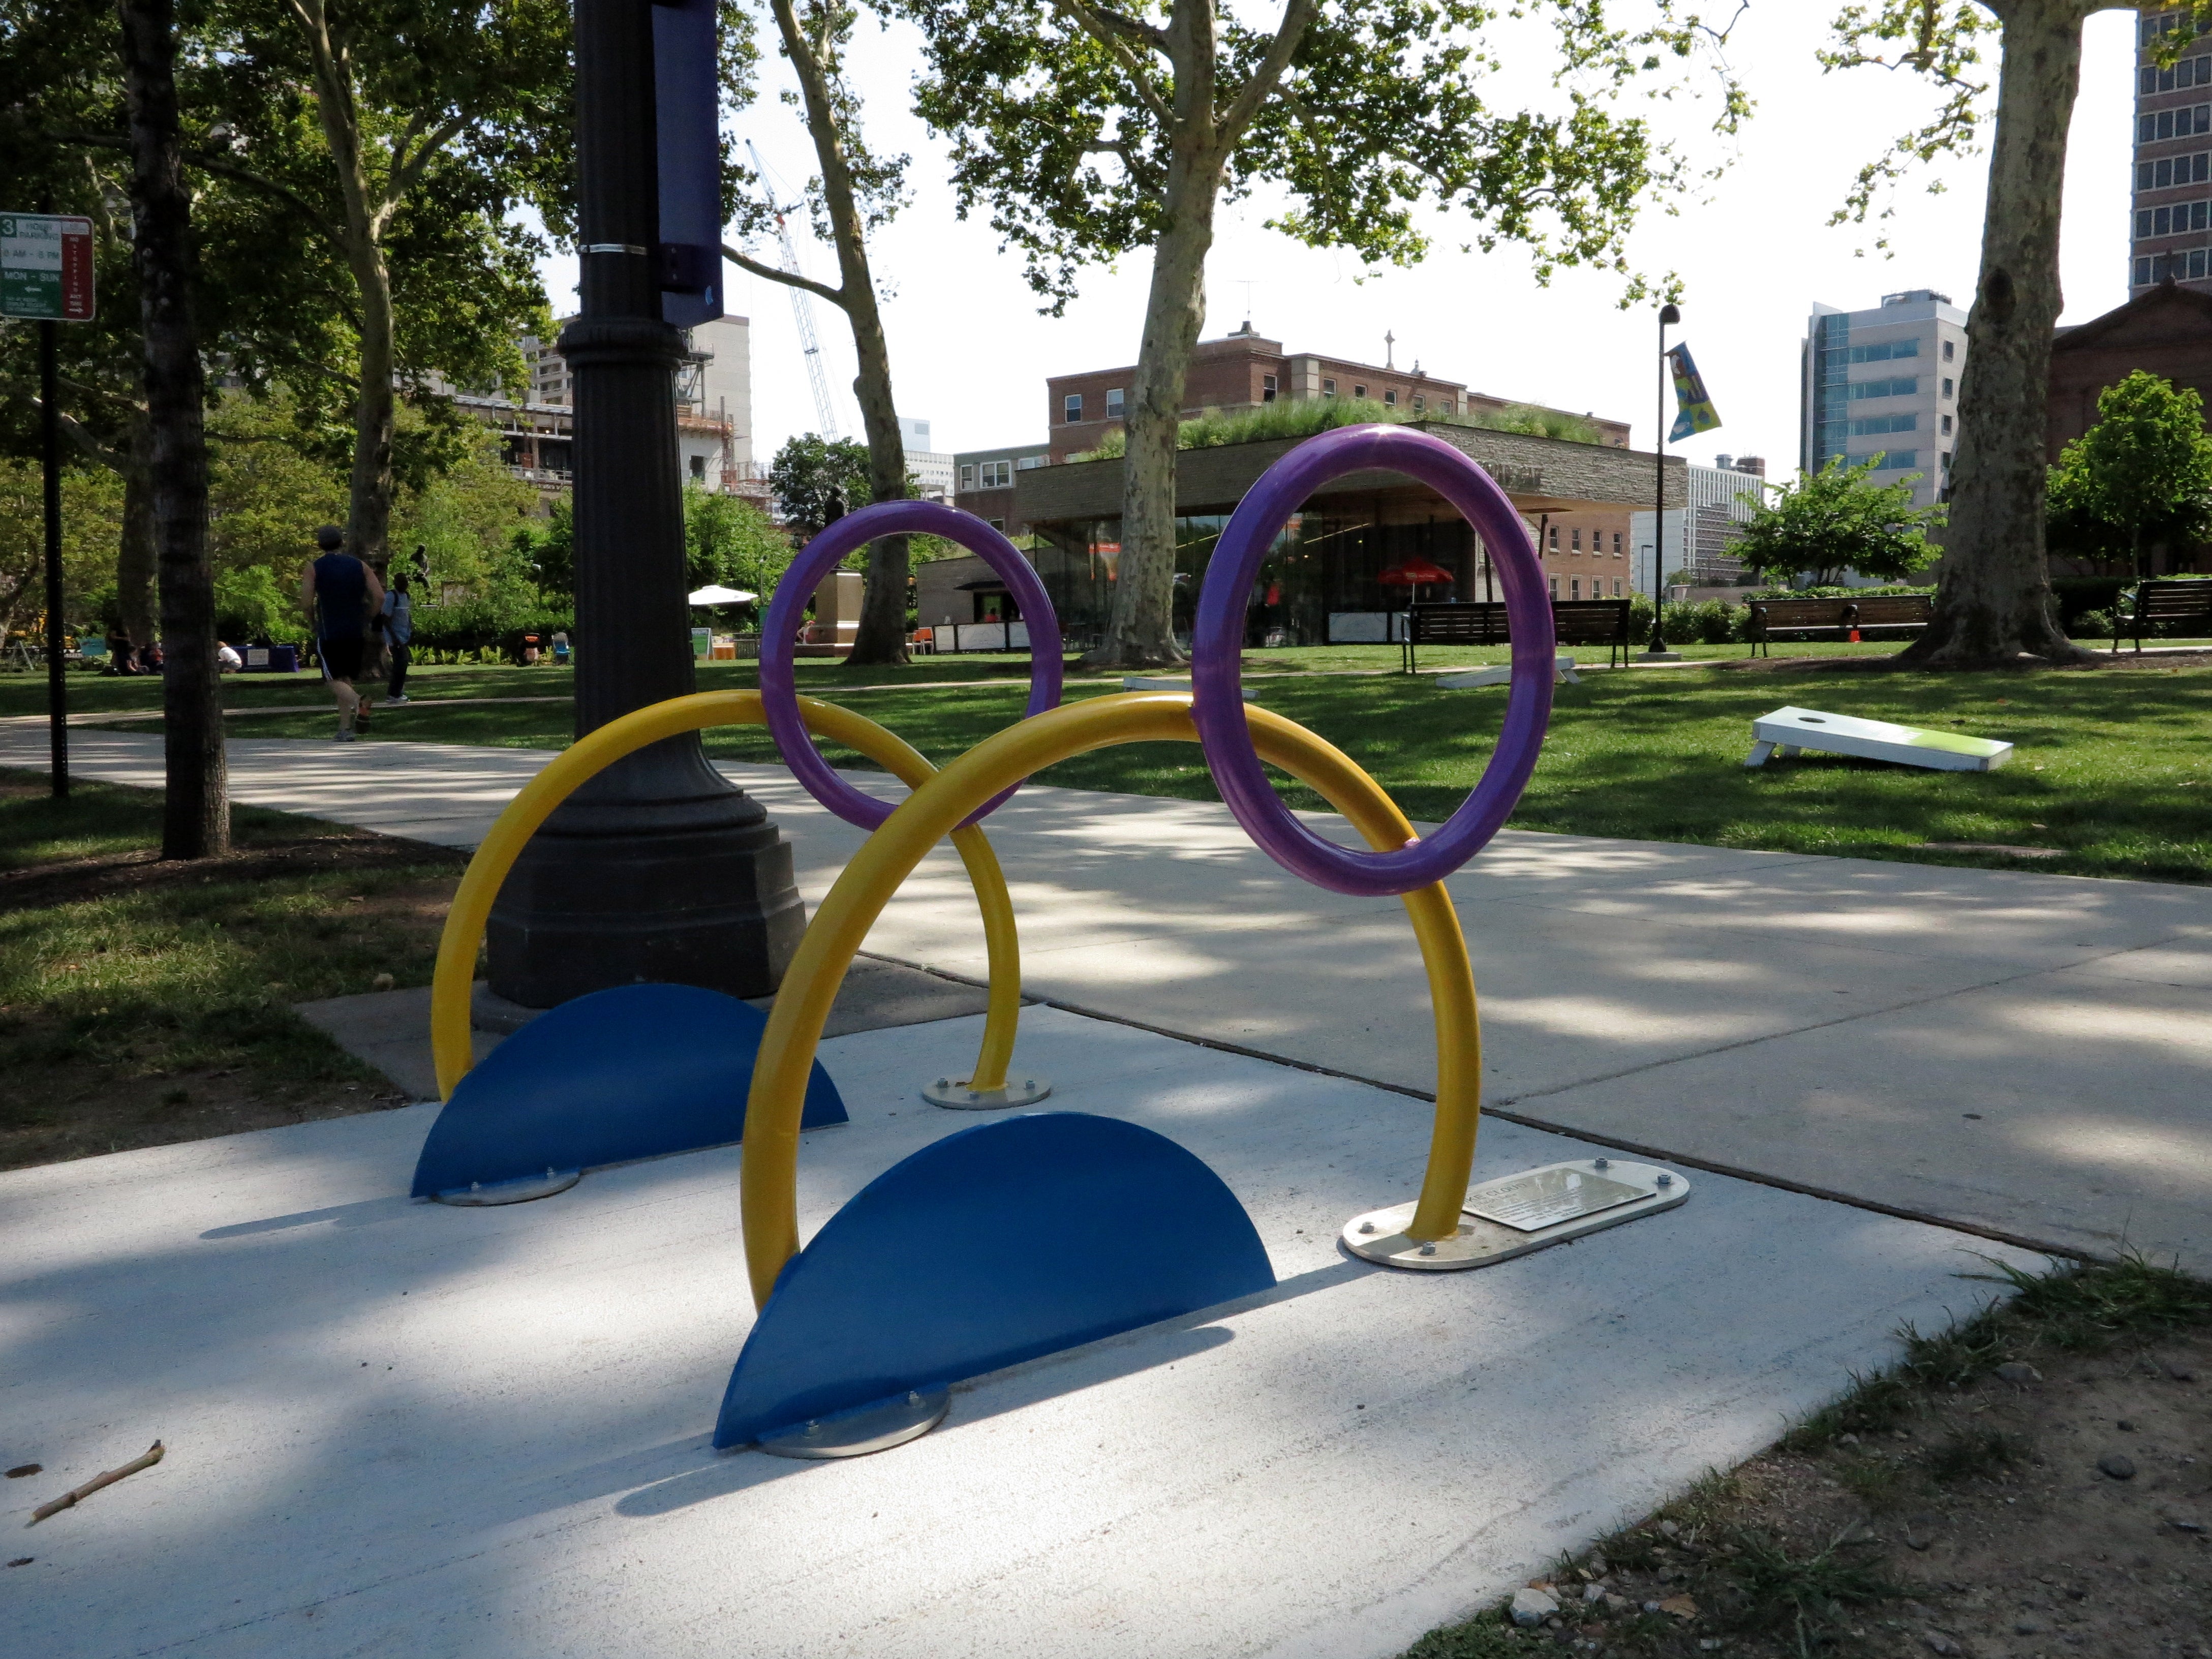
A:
0,770,463,1168
167,653,2212,884
0,634,1978,722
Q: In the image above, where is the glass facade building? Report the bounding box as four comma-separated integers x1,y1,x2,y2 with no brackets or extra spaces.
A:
1798,292,1968,510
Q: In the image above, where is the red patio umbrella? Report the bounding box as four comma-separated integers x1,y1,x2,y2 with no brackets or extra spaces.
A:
1377,558,1456,600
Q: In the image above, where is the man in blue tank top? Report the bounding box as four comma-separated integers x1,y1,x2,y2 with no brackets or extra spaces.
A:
298,524,384,741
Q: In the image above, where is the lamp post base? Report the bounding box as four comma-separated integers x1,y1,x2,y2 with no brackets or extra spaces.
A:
1637,650,1683,662
486,741,805,1007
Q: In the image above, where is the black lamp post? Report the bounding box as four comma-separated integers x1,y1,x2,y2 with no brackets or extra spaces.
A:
484,0,804,1009
1643,301,1683,661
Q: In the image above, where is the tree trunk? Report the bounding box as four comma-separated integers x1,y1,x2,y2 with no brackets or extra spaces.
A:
1900,0,2097,668
119,0,225,857
117,432,158,648
344,246,398,567
768,0,909,667
1084,3,1228,671
290,0,397,569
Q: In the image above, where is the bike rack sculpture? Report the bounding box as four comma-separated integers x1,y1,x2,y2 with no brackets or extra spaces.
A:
413,425,1688,1456
714,425,1686,1459
408,507,1059,1203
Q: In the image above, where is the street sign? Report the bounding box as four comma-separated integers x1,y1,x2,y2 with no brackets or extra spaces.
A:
1,214,96,321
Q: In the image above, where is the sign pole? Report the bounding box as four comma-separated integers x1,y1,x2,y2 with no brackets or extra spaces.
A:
39,317,67,799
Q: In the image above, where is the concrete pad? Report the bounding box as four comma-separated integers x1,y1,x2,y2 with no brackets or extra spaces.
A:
3,1007,2041,1659
1519,964,2212,1266
7,726,2209,1270
294,960,999,1102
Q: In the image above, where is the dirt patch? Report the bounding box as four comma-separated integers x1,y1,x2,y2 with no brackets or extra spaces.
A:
0,828,462,909
1404,1261,2212,1659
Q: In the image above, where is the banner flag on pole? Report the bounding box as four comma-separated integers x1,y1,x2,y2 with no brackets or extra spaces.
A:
1665,343,1722,441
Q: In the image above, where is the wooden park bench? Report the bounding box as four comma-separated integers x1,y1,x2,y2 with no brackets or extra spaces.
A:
1402,599,1634,672
1745,594,1931,657
2113,579,2212,653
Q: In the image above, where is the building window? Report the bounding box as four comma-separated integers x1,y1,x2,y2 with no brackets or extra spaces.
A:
2196,248,2211,278
2136,255,2154,286
988,518,1005,531
1548,575,1558,597
1322,378,1337,397
1547,525,1559,549
959,464,975,490
1442,400,1456,414
1571,528,1582,550
1062,392,1083,422
1105,387,1125,418
977,459,1012,488
1613,578,1623,596
1383,389,1397,406
1941,377,1954,398
1570,578,1581,600
1940,414,1953,436
689,454,705,481
1411,394,1425,411
1261,374,1277,403
1353,384,1367,398
1612,532,1622,555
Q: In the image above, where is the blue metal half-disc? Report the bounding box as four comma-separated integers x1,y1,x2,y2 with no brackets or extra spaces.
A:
410,983,846,1199
714,1112,1274,1448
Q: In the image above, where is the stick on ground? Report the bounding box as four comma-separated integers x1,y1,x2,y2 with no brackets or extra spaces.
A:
27,1441,163,1525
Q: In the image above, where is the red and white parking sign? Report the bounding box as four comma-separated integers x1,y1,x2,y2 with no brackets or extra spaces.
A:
1,214,96,322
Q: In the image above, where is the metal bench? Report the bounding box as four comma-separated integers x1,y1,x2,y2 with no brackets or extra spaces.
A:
2113,579,2212,653
1402,599,1633,672
1746,594,1930,656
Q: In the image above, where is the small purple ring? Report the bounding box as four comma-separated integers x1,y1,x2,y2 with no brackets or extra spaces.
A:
1190,424,1553,896
760,500,1064,831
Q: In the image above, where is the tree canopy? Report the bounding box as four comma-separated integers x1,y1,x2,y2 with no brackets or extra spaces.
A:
1732,456,1944,589
770,433,873,540
2046,370,2212,576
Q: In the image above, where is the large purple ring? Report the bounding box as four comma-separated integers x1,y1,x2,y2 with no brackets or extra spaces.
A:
1190,424,1553,896
760,500,1064,830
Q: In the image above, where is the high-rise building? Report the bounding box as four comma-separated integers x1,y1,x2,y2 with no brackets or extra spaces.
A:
899,415,956,502
1800,291,1967,510
2131,10,2212,293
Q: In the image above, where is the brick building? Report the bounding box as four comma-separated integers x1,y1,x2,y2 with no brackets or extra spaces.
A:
1042,325,1632,462
2049,280,2212,456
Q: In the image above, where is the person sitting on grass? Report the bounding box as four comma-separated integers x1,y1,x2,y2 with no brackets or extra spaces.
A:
298,524,383,742
216,641,243,673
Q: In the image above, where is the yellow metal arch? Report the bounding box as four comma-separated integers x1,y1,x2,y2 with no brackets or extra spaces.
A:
739,691,1482,1309
427,690,1027,1103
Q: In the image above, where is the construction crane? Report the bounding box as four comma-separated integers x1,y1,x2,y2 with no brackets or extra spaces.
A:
746,140,841,440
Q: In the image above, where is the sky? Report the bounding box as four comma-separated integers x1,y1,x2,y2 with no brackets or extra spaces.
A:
539,7,2138,473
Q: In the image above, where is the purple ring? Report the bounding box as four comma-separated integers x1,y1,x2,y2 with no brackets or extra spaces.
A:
1190,424,1553,896
760,500,1064,831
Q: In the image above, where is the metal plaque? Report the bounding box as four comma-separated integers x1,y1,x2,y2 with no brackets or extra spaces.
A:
1462,1164,1651,1233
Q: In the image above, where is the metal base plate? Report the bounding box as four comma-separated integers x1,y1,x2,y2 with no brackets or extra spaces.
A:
923,1074,1053,1110
431,1168,582,1206
753,1387,950,1460
1341,1159,1688,1270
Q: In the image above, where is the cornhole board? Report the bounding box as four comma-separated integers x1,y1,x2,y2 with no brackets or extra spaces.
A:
1435,655,1580,689
1745,705,2013,772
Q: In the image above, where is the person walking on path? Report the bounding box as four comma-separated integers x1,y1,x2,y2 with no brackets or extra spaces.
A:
381,573,414,704
299,525,383,742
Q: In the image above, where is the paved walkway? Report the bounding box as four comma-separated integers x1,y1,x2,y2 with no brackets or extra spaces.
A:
4,1010,2036,1658
6,725,2205,1272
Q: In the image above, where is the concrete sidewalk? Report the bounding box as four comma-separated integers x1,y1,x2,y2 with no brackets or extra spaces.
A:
5,724,2207,1271
2,1008,2038,1658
